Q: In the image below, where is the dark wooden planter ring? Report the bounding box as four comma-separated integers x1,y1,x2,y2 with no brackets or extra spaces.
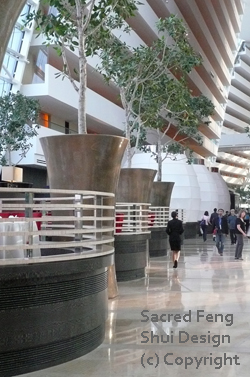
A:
0,252,113,377
149,227,168,257
184,222,198,239
114,233,151,281
115,169,157,281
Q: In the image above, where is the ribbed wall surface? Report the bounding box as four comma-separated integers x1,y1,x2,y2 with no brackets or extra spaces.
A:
0,253,112,377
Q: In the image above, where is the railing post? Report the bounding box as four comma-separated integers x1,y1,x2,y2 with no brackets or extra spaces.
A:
132,204,137,233
94,195,103,251
74,194,83,253
25,192,34,258
41,199,47,242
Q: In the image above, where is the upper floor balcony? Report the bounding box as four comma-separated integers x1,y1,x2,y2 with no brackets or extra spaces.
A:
21,64,125,135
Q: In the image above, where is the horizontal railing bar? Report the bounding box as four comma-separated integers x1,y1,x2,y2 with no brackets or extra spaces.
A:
116,202,150,205
0,247,114,266
0,216,114,222
0,238,115,251
0,204,114,209
0,188,115,197
116,231,151,236
0,227,115,236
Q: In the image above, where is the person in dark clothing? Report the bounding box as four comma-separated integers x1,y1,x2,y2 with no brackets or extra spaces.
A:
212,208,229,256
244,211,249,233
235,209,247,260
210,208,218,241
228,209,237,245
200,211,211,242
210,208,218,223
166,211,184,269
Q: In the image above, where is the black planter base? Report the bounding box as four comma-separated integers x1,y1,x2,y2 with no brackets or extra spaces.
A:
149,228,168,257
0,253,113,377
115,233,150,282
0,325,105,377
184,222,198,239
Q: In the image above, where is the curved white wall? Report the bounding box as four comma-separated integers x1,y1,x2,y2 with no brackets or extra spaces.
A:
211,172,231,212
193,164,219,219
131,153,201,222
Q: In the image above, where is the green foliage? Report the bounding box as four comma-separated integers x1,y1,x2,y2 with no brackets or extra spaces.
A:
24,0,140,134
235,186,250,203
0,92,40,166
26,0,139,55
97,14,214,168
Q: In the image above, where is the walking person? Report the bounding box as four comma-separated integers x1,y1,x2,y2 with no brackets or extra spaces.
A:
235,210,247,260
166,211,184,269
212,208,229,256
210,208,218,241
228,209,237,245
244,211,250,233
200,211,211,242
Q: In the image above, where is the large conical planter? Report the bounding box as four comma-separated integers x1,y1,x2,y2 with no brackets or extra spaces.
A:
41,135,127,192
149,182,174,257
0,135,127,377
0,0,26,69
115,168,156,281
131,152,201,239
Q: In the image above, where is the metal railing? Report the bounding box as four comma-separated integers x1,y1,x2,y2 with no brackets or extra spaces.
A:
0,188,115,263
149,206,170,228
149,207,187,228
115,203,150,235
172,209,186,223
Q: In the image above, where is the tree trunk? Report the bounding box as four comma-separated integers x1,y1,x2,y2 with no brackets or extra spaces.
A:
125,109,132,168
7,146,11,166
157,136,162,182
77,14,87,134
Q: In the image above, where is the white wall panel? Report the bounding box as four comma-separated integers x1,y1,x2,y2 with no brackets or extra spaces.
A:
131,152,201,222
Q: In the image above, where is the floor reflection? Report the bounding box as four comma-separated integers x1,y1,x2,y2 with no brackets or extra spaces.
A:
21,237,250,377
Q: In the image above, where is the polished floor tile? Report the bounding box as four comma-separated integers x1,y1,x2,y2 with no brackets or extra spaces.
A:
21,236,250,376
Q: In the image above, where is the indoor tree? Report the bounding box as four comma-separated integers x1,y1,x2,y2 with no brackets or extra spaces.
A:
97,15,214,172
235,186,250,206
145,79,215,181
0,91,40,167
25,0,140,134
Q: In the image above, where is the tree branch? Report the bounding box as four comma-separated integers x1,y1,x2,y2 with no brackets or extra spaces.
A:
86,0,119,37
60,0,77,18
82,0,95,31
61,43,79,93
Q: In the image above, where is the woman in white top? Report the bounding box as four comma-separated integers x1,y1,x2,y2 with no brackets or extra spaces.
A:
200,211,211,242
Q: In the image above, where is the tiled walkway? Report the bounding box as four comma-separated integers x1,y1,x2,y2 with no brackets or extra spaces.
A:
22,236,250,376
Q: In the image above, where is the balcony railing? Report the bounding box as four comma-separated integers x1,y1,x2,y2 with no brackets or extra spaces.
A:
115,204,187,235
0,188,114,263
115,203,150,236
39,120,78,135
149,207,187,228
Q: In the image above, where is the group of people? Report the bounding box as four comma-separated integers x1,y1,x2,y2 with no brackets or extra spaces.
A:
166,207,249,269
201,208,248,260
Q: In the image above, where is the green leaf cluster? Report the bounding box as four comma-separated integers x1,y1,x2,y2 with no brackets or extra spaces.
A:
97,14,215,164
24,0,141,134
235,186,250,203
0,92,40,166
25,0,140,56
